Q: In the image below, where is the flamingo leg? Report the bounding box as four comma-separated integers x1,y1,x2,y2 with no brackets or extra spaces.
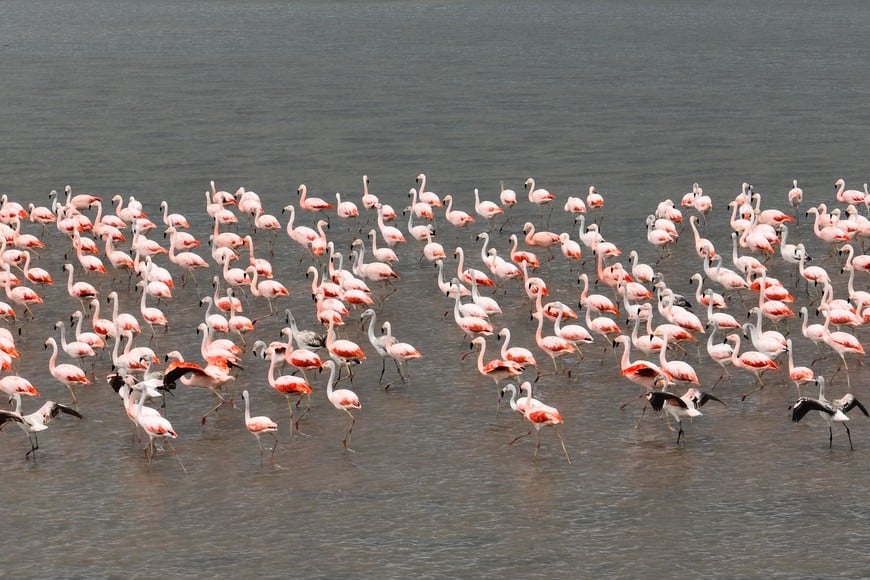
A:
634,401,649,428
270,433,279,464
619,392,644,410
844,424,854,450
740,376,765,401
554,428,572,463
164,439,187,473
284,397,296,434
201,392,228,425
342,409,356,452
676,423,684,444
509,430,532,446
25,434,39,459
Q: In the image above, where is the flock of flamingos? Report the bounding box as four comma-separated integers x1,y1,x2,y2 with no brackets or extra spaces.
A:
0,173,867,467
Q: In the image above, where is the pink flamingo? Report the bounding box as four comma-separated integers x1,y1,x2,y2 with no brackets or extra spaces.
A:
44,336,90,403
509,381,570,462
241,390,279,464
297,183,333,213
323,360,361,452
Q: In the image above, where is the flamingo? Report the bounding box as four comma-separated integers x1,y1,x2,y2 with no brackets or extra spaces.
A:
524,177,555,206
69,310,105,351
350,239,399,288
499,181,517,208
54,320,96,360
18,250,52,285
166,226,208,284
322,360,361,451
278,327,322,375
162,350,237,423
335,192,359,219
472,188,504,225
530,309,576,375
0,375,40,398
415,173,443,207
159,200,190,229
282,204,319,247
523,222,560,248
790,376,868,450
241,390,278,464
646,388,723,444
368,229,398,264
508,381,570,463
422,230,446,263
405,206,434,241
325,318,366,382
578,273,619,316
788,179,803,215
5,393,83,458
657,334,699,385
107,291,141,335
4,263,42,316
454,246,494,288
63,184,101,211
834,178,866,206
360,175,379,209
628,250,655,284
381,320,422,385
497,327,538,369
725,333,779,400
406,188,435,220
376,204,407,247
785,338,815,395
819,314,865,390
442,194,476,228
839,243,870,273
44,336,90,403
586,185,604,209
297,183,333,213
508,233,539,270
469,336,525,407
706,322,734,388
133,386,180,466
246,266,288,314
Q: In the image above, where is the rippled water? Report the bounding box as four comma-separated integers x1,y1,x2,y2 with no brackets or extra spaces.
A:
1,1,869,577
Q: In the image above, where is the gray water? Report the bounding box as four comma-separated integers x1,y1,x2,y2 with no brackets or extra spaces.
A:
1,1,869,577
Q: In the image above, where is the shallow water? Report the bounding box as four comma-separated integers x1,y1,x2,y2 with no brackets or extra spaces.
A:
1,1,869,577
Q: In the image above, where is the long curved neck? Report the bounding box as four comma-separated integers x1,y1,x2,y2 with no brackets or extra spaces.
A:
326,362,337,397
365,313,378,345
47,339,58,369
707,324,718,349
268,351,280,385
614,338,632,369
500,329,511,357
729,336,741,361
479,235,489,262
200,326,211,359
455,248,464,275
476,342,488,373
286,206,296,235
74,313,84,337
243,394,252,423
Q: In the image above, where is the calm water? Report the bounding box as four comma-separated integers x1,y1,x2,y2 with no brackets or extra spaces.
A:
1,1,869,577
